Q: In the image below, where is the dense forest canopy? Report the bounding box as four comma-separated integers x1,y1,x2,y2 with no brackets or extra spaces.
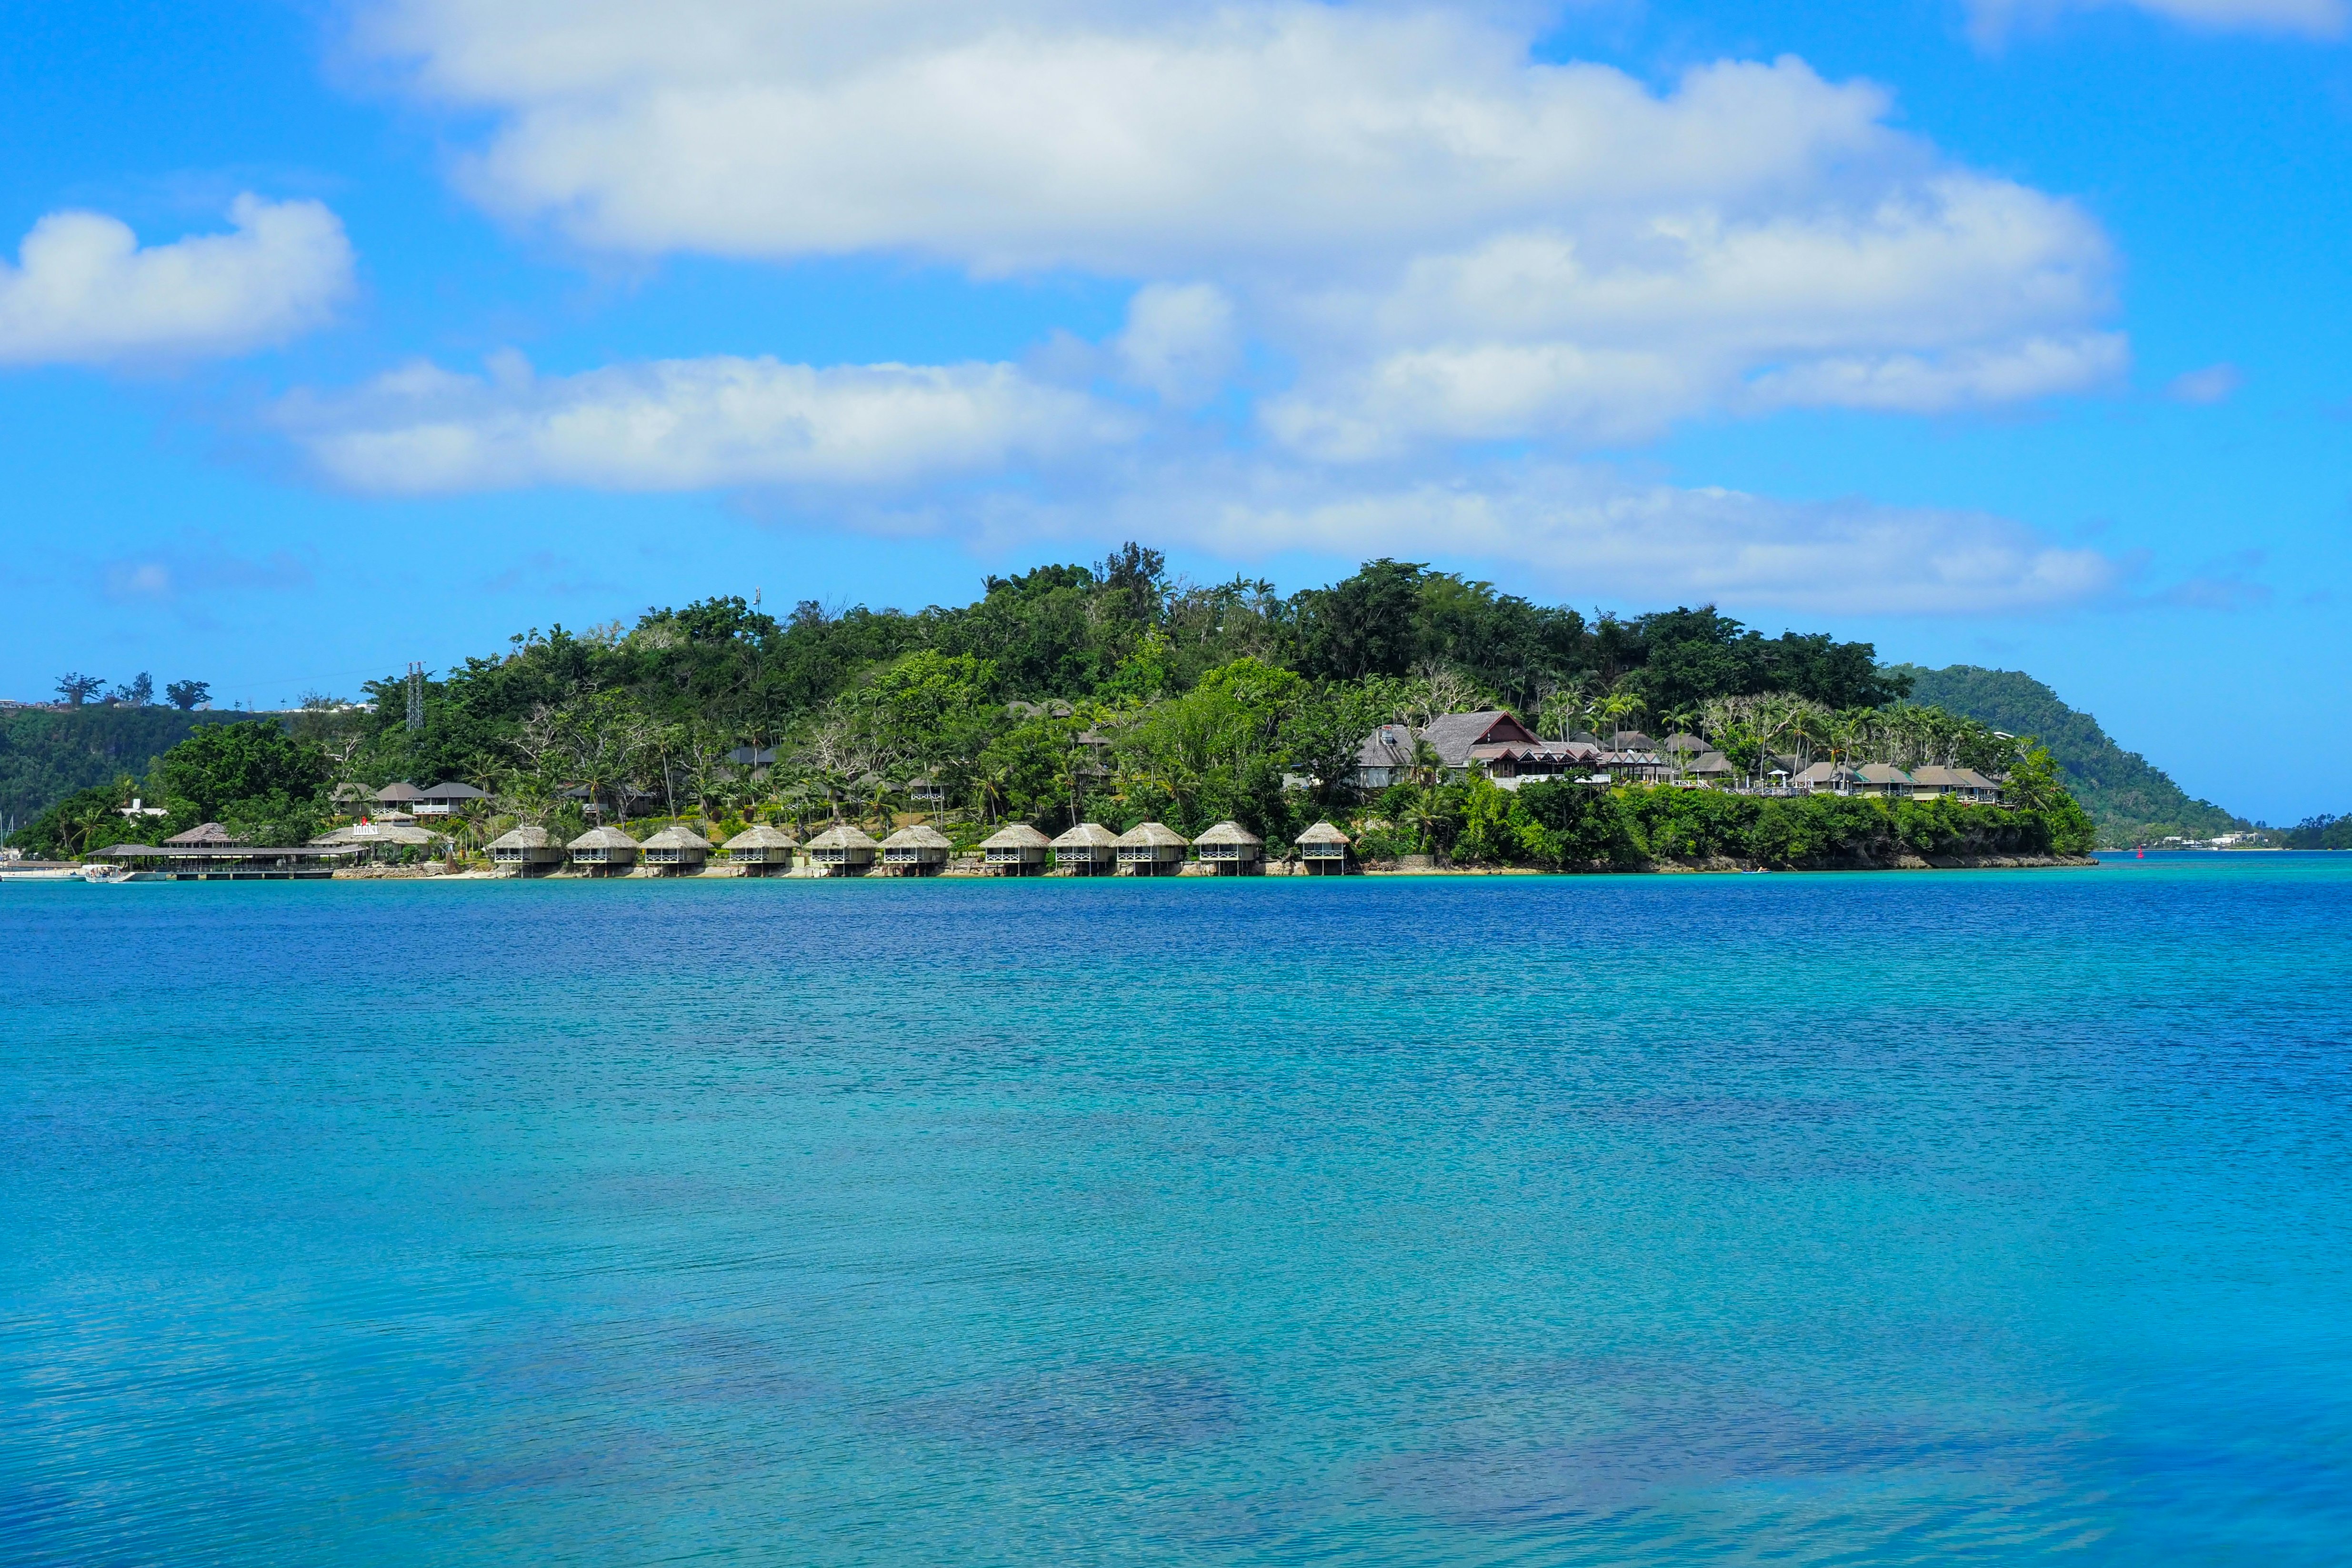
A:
10,549,2115,862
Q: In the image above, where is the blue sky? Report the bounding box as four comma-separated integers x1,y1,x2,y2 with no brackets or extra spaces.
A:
0,0,2345,822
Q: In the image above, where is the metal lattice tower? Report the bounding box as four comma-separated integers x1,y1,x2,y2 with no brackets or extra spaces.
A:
406,663,424,732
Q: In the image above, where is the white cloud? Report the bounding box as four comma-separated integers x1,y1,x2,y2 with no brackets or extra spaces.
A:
1114,282,1239,406
920,459,2125,615
1969,0,2345,39
354,2,2123,445
280,352,1134,494
0,196,353,367
2164,362,2242,404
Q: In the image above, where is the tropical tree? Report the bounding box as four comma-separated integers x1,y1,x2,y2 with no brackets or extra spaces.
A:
165,679,210,711
54,673,104,707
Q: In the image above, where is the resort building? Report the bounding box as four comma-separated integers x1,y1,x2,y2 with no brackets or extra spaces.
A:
981,823,1051,876
486,825,564,874
805,823,880,877
1353,723,1419,790
1114,821,1190,876
1661,733,1706,760
1682,752,1739,787
1050,822,1120,875
1295,821,1355,875
1909,766,2002,804
1853,763,1915,799
96,842,355,879
567,825,640,876
165,822,241,848
640,824,713,876
1792,762,1857,795
880,824,953,877
1193,820,1266,875
310,821,450,863
372,782,426,814
1356,710,1600,792
722,824,799,875
414,781,488,817
1598,748,1671,784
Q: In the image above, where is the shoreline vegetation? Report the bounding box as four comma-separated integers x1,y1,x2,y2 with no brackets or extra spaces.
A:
10,547,2114,876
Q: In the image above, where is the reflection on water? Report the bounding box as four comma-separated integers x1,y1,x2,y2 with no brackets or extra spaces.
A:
3,858,2350,1564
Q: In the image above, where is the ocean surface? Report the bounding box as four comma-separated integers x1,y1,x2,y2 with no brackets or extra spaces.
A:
3,855,2349,1565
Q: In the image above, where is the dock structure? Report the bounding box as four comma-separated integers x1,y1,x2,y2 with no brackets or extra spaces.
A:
1294,820,1355,875
805,823,880,877
485,825,563,875
980,823,1051,876
880,824,953,877
1193,820,1265,875
96,842,356,879
1050,821,1119,875
722,824,799,876
1114,821,1189,877
640,824,713,876
567,825,640,877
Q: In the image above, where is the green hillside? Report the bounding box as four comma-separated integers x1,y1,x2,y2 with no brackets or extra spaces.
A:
1887,665,2240,846
0,708,258,834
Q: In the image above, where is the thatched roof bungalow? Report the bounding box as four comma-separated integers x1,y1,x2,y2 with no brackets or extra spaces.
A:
640,824,712,876
1114,821,1189,876
567,824,639,876
805,823,879,877
880,823,953,877
165,822,241,847
1295,820,1354,875
486,824,563,873
1050,821,1119,875
981,823,1051,876
1193,820,1265,875
311,822,448,863
723,824,799,875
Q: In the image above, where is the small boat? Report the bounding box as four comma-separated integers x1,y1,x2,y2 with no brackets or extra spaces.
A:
81,863,133,884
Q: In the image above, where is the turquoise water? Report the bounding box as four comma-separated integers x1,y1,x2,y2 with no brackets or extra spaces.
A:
4,856,2349,1564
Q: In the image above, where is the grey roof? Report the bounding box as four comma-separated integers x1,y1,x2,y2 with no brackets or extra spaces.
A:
418,780,488,802
1661,732,1706,754
1419,710,1535,768
1611,730,1654,750
640,825,712,850
1792,761,1854,785
807,824,881,851
1050,822,1120,849
1294,821,1351,845
881,825,953,850
568,826,640,850
1193,820,1263,847
1908,765,1966,788
312,822,443,847
1355,722,1417,769
487,825,554,850
1684,752,1737,775
164,822,238,846
372,781,425,803
981,823,1052,849
723,824,800,849
1114,821,1190,849
1855,763,1915,785
1952,767,2002,791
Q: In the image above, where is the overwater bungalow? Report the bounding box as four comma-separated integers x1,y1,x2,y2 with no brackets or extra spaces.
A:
1050,821,1119,875
1295,821,1355,875
722,824,799,875
980,823,1051,876
880,824,953,876
567,825,640,876
805,823,880,877
1193,820,1265,875
485,824,564,874
415,781,488,817
1114,821,1189,876
640,824,713,876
